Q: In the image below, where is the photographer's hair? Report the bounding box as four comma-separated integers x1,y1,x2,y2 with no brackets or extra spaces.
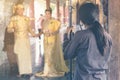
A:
79,3,106,56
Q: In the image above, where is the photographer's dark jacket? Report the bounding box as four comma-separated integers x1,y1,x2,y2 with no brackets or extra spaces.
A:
63,29,112,80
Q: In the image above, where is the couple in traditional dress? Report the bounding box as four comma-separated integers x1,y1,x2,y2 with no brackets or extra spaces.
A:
7,3,68,78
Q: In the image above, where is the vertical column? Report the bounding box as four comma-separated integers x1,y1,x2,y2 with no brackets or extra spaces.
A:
102,0,109,32
96,0,104,25
76,0,79,25
63,3,66,24
29,0,35,28
46,0,50,9
56,0,60,20
109,0,120,80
